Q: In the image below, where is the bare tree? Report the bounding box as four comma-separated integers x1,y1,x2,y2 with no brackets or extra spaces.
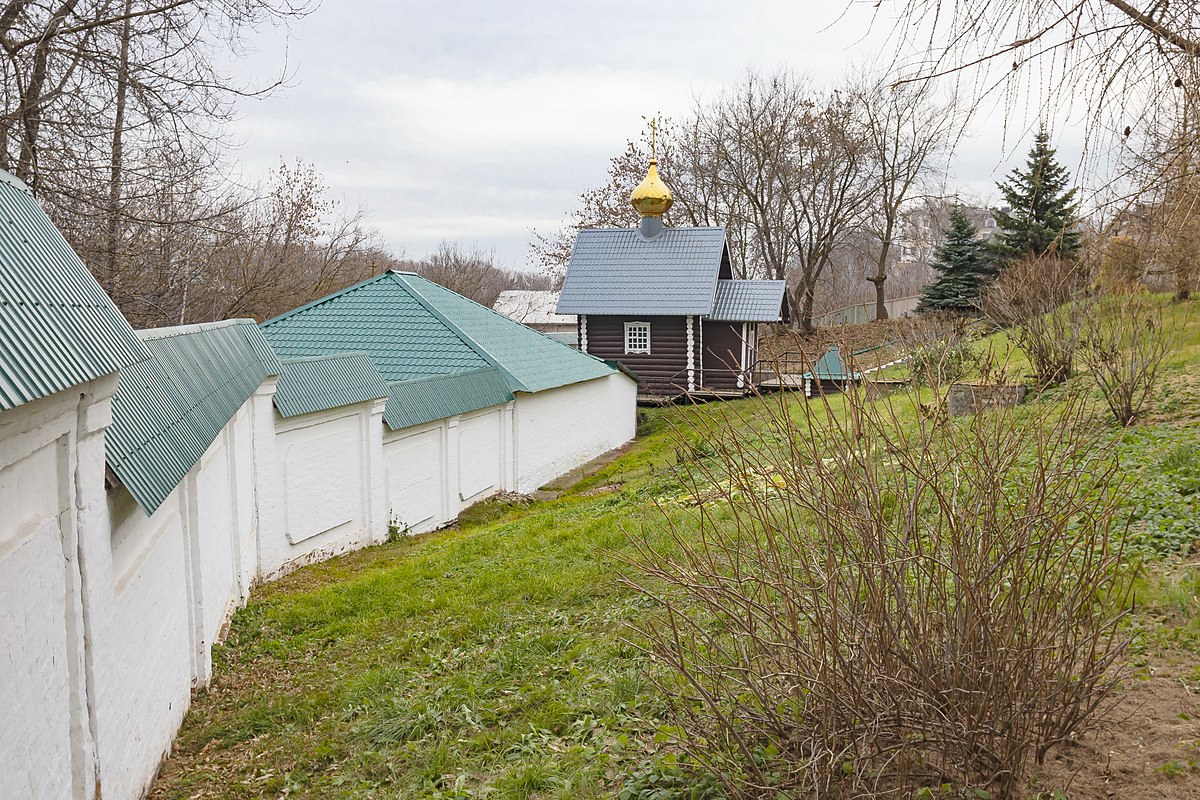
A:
0,1,311,324
879,0,1200,208
853,74,962,320
408,241,550,308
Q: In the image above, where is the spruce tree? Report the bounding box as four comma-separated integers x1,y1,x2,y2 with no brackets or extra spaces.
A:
917,206,994,313
992,127,1081,261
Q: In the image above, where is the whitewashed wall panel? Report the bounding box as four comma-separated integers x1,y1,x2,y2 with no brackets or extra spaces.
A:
384,424,446,533
514,373,637,493
261,398,386,580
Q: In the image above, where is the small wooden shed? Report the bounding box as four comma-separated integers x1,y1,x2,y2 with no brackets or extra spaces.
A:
556,157,787,400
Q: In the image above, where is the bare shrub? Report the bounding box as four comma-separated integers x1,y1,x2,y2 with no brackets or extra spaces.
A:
983,256,1087,386
1079,293,1175,425
626,387,1133,799
895,313,979,392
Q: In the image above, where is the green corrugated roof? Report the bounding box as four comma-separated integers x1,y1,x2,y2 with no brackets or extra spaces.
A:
0,170,148,410
803,347,863,381
107,319,278,515
260,272,615,428
274,353,390,418
385,367,513,430
261,274,491,381
394,273,614,393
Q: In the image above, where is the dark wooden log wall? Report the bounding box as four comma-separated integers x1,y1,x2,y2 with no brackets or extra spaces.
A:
583,315,695,396
701,320,743,389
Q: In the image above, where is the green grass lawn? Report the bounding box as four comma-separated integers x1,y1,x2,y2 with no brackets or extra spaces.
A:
151,299,1200,800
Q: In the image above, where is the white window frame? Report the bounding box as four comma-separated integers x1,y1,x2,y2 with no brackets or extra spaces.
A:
624,321,651,354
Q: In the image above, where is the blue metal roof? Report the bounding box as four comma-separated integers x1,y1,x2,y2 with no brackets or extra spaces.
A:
709,280,787,322
557,227,728,316
274,353,390,418
0,170,148,410
107,319,278,515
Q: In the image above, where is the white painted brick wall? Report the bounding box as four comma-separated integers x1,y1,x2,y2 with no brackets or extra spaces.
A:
514,372,638,493
0,369,636,800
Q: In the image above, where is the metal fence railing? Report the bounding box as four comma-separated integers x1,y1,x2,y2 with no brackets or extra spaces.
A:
813,295,920,327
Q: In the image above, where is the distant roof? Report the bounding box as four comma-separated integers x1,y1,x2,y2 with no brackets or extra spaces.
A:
385,367,513,430
261,271,616,426
107,319,280,515
274,353,390,418
803,347,863,381
493,290,575,326
709,280,787,322
0,169,148,411
557,227,727,316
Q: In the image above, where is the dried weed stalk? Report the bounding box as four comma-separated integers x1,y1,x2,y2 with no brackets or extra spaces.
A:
626,382,1133,799
984,257,1088,386
896,313,979,393
1079,293,1175,425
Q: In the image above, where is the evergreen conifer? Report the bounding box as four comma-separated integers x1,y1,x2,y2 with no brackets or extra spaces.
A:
917,206,994,313
992,127,1081,261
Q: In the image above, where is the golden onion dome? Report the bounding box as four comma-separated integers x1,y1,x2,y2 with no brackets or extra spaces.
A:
630,158,673,217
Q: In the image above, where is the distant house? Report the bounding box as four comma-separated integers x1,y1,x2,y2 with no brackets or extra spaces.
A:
557,153,787,399
493,290,577,347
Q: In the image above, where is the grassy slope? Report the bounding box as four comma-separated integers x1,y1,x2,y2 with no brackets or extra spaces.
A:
151,300,1200,800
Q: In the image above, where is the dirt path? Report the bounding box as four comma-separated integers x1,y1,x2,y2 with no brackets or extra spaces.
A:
1034,658,1200,798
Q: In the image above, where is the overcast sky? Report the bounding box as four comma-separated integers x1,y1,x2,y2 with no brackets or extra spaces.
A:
223,1,1088,269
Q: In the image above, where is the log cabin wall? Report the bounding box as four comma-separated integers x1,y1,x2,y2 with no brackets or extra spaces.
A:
582,315,692,396
701,320,744,389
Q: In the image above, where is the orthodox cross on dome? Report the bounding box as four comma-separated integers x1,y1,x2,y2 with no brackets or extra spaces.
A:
631,116,672,219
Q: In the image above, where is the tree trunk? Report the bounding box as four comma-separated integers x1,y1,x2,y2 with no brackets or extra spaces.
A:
105,0,134,295
16,0,84,188
868,274,887,321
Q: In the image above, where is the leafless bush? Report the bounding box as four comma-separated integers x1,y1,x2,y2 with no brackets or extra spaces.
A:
983,256,1088,386
1079,293,1175,425
895,312,979,392
626,387,1133,799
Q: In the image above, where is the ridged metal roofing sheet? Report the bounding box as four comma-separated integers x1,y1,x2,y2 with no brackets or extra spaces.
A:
708,279,787,322
385,367,514,430
0,170,148,410
396,273,613,393
261,274,491,381
274,353,389,418
107,319,275,515
556,227,727,315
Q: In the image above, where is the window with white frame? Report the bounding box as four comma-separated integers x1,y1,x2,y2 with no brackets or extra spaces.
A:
624,321,651,354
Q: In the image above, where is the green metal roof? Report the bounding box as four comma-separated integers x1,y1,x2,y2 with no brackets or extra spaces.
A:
274,353,390,418
261,273,491,381
260,272,616,428
107,319,279,515
803,347,863,381
0,170,148,410
385,367,513,430
393,273,614,393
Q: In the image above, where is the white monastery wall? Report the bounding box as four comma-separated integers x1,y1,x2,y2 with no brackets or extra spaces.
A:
0,377,114,800
99,482,196,800
513,372,637,493
383,402,513,534
0,366,634,800
94,390,270,800
262,398,387,580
